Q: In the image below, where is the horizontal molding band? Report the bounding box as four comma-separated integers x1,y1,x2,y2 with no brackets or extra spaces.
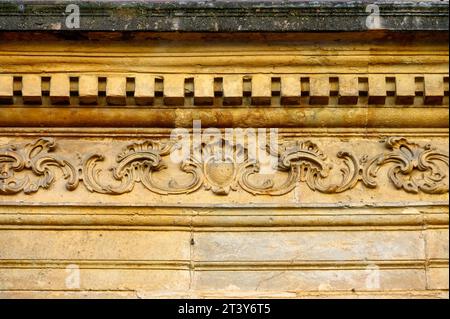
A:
0,290,447,299
0,259,189,270
0,259,446,271
0,107,448,128
0,1,448,32
0,127,448,138
1,73,448,107
1,56,447,74
1,50,448,58
1,226,446,232
0,31,447,53
0,206,447,228
195,260,448,271
0,202,448,209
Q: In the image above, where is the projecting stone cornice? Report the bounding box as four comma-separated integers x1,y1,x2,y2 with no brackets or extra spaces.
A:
0,0,448,32
1,73,448,106
0,34,448,127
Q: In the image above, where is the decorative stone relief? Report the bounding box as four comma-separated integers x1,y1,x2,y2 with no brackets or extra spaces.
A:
362,137,450,194
0,138,79,195
83,140,203,195
0,137,448,196
1,73,447,107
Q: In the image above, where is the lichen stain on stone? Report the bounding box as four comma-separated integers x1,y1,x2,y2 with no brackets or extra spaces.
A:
49,23,62,30
172,17,181,31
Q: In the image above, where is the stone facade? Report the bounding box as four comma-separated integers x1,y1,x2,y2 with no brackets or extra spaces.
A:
0,1,448,298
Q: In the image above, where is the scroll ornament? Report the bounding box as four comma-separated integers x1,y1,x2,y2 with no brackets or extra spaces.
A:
0,139,79,195
82,140,202,195
361,137,449,194
0,137,448,196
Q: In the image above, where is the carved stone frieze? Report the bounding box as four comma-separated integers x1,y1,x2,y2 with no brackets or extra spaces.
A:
0,137,448,196
83,139,203,195
0,138,79,195
361,137,450,194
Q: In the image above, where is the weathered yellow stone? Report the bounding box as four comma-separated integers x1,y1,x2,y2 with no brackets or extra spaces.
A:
0,107,448,128
78,75,98,104
223,75,243,105
22,74,42,104
194,269,428,292
426,229,449,260
281,75,301,105
368,75,387,104
396,75,415,105
0,268,191,292
134,74,155,105
163,75,185,106
251,74,272,105
427,267,449,290
50,74,70,104
0,75,13,103
0,230,190,260
338,75,359,105
310,75,330,105
106,76,127,106
0,32,448,300
424,75,445,105
194,75,214,105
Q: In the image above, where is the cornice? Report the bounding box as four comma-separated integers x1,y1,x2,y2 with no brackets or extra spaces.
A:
2,73,449,105
1,33,447,128
0,0,448,32
0,35,447,129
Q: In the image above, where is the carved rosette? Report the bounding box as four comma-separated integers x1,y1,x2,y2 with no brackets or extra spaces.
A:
0,137,448,196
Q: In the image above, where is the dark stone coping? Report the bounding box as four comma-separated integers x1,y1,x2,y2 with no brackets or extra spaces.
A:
0,1,448,32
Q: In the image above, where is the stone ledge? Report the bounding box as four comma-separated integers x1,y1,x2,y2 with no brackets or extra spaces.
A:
0,107,448,128
0,0,448,32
